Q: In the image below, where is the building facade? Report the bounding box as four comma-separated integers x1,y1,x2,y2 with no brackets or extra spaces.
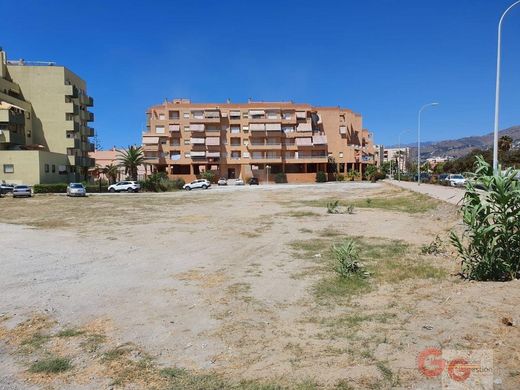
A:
383,147,410,173
142,99,375,183
89,148,146,182
0,49,95,185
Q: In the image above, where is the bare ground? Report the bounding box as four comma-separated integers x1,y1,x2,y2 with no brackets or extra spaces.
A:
0,182,519,389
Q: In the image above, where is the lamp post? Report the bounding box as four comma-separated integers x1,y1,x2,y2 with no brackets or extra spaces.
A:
417,103,439,185
493,0,520,174
398,129,411,181
266,165,271,184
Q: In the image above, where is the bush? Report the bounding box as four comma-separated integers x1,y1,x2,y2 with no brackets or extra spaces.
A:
141,172,184,192
332,239,365,277
337,174,345,182
346,171,360,181
85,184,109,193
33,183,68,193
274,172,287,184
316,171,327,183
374,172,386,181
200,170,216,183
450,156,520,281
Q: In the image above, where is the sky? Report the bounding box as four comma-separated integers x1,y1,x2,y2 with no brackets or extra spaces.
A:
2,0,519,147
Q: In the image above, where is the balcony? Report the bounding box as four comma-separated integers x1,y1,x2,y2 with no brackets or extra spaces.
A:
0,109,24,124
64,84,78,98
189,124,205,132
312,135,328,145
248,142,282,150
143,144,159,152
190,137,206,145
74,156,95,167
296,122,312,132
295,137,313,147
285,154,328,163
88,142,95,152
66,137,81,149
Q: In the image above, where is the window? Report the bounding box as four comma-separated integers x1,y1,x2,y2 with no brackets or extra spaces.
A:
282,111,293,120
183,112,190,119
339,152,344,158
155,126,165,134
158,113,165,120
160,140,167,145
192,111,204,119
231,151,241,159
3,164,14,174
184,153,191,158
66,131,75,138
230,126,240,134
184,139,191,145
184,125,190,132
242,112,248,119
45,164,50,173
168,110,179,120
230,137,241,146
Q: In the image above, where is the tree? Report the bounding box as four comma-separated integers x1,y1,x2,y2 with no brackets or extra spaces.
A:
103,164,119,184
117,146,144,181
498,135,513,153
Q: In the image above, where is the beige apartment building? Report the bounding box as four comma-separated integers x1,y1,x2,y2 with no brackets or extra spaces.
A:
0,48,94,185
142,99,375,183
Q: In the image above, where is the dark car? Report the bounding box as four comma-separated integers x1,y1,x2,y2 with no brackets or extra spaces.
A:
0,183,14,194
249,177,259,185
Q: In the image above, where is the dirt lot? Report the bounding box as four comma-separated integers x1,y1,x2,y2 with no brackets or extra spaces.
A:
1,182,519,389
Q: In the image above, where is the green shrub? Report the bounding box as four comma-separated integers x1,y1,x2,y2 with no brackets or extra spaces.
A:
421,235,445,255
200,170,216,183
141,172,184,192
332,239,365,277
316,171,327,183
450,156,520,281
85,184,109,193
327,200,340,214
33,183,68,193
29,357,72,373
274,172,287,184
346,171,360,181
337,174,345,181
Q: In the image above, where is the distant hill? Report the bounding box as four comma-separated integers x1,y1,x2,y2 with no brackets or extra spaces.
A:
398,126,520,159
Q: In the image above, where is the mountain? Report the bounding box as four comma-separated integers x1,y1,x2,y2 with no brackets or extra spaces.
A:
396,126,520,159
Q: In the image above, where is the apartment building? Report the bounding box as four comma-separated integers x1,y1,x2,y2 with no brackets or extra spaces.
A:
383,147,410,173
0,48,94,185
142,99,375,183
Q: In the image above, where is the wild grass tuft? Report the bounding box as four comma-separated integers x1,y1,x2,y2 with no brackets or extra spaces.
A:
29,357,72,373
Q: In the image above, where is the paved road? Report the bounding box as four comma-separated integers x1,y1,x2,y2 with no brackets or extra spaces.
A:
386,179,465,205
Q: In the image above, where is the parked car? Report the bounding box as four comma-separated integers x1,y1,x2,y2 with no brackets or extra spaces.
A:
183,179,211,191
108,181,140,193
67,183,87,197
447,174,466,187
249,177,259,185
438,174,449,184
217,177,228,186
234,178,245,186
0,183,14,194
12,185,32,198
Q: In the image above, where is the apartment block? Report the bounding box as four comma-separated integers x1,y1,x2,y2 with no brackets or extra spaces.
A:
0,48,95,185
142,99,375,183
383,147,410,173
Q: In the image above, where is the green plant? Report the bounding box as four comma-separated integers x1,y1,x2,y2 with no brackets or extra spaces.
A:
331,239,365,277
117,146,144,181
327,200,340,214
140,173,184,192
29,357,72,373
200,170,216,183
274,172,287,183
450,156,520,281
365,165,378,182
337,174,345,182
33,183,68,193
421,235,445,255
346,170,360,181
316,171,327,183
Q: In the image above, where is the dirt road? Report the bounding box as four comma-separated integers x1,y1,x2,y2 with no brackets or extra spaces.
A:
1,182,518,389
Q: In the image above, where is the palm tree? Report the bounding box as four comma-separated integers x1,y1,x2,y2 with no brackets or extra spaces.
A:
103,164,119,184
117,146,144,181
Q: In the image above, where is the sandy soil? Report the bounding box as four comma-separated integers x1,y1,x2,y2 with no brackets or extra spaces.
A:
0,182,519,389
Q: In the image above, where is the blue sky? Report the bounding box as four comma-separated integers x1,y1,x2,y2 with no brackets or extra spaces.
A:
2,0,519,147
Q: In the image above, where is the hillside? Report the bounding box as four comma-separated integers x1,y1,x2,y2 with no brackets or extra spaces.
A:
402,126,520,159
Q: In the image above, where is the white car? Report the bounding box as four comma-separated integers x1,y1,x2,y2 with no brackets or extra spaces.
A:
108,181,140,193
183,179,211,191
234,178,245,186
447,174,466,187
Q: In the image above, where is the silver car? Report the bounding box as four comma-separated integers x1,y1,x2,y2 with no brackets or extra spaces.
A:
67,183,87,197
12,185,32,198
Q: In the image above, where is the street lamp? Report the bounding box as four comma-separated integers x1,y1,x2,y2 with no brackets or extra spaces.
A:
266,165,271,184
398,129,411,181
417,102,439,185
493,0,520,174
